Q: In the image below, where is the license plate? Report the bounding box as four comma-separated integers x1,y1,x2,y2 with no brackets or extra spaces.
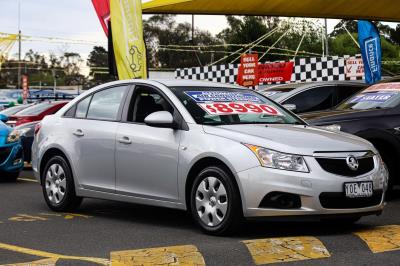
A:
344,182,373,198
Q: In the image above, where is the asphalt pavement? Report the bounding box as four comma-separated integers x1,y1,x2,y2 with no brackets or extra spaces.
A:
0,169,400,266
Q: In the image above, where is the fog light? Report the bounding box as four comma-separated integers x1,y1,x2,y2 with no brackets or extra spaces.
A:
259,192,301,209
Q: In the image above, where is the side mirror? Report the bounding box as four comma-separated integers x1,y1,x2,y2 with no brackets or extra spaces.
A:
144,111,174,128
0,114,9,123
283,104,297,113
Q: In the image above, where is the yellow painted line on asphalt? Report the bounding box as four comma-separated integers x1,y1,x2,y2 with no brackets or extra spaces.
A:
1,257,58,266
243,237,330,265
18,177,38,183
354,225,400,253
110,245,205,266
0,242,110,265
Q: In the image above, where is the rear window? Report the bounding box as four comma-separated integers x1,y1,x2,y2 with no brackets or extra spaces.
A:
15,102,55,116
0,105,30,116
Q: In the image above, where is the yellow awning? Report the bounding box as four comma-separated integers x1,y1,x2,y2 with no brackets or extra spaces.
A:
142,0,400,22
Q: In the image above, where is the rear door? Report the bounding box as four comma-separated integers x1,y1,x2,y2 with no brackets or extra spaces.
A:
66,85,129,192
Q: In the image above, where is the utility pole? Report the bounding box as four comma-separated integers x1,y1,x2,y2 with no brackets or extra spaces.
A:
324,18,329,56
17,0,22,90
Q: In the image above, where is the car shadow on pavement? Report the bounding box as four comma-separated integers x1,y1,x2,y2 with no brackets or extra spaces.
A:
71,198,394,239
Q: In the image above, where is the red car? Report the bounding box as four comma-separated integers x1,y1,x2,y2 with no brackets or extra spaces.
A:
6,101,69,127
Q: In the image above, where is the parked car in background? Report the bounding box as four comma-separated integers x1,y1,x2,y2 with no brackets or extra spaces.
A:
33,80,387,235
303,82,400,189
0,104,35,117
15,121,40,163
6,101,69,127
259,81,366,113
0,114,24,181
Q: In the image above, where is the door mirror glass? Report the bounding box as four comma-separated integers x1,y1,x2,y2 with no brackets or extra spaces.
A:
0,114,9,123
283,104,297,112
144,111,174,128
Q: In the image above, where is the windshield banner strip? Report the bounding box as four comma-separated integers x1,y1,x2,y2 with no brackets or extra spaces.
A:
185,91,263,103
198,102,283,116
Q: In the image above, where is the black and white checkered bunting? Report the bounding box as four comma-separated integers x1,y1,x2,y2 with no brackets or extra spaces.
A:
175,55,364,85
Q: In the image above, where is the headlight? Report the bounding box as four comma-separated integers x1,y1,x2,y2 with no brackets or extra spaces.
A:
320,124,341,132
244,144,309,172
6,130,21,143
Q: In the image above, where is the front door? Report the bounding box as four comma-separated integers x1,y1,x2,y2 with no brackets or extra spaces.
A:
115,85,181,201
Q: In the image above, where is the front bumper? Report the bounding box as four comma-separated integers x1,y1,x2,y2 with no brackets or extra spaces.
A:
237,154,387,218
0,143,24,174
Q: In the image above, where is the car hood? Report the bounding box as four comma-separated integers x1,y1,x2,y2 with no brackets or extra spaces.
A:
203,124,375,156
300,109,386,125
0,122,10,136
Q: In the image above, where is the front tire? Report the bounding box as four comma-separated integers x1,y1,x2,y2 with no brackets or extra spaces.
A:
41,156,82,211
190,166,242,235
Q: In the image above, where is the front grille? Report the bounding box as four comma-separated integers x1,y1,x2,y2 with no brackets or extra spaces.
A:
0,147,12,164
319,190,383,209
316,157,374,177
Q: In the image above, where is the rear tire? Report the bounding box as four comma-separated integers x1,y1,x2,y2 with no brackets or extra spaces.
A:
190,166,242,235
41,156,82,212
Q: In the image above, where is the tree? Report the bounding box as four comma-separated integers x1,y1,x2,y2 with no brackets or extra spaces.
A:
87,46,115,84
143,15,223,68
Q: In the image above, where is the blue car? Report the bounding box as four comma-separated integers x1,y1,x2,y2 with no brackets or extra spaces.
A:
0,114,24,181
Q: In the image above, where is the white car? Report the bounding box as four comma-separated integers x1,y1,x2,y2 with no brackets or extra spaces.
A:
32,80,388,235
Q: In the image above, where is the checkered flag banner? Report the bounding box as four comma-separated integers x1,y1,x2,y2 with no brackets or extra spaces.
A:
175,55,364,85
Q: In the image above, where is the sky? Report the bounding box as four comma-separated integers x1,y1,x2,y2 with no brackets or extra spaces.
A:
0,0,398,73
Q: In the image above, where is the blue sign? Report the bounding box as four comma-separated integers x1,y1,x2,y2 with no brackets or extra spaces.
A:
185,91,263,103
350,92,397,103
358,20,382,84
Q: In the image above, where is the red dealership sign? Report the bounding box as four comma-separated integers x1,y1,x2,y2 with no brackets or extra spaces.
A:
22,75,29,103
258,61,294,83
237,54,259,87
237,55,294,86
91,0,110,36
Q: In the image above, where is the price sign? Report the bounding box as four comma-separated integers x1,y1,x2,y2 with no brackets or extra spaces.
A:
198,102,282,116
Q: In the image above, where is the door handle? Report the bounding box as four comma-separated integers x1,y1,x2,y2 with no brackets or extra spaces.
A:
118,136,132,144
73,129,84,137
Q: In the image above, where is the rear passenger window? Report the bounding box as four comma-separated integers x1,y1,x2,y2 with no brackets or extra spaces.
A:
87,86,128,121
76,96,92,118
336,86,364,104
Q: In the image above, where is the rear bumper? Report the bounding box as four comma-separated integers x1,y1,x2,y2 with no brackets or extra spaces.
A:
0,143,24,174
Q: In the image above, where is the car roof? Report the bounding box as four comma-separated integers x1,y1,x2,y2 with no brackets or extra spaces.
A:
264,81,366,91
152,79,245,89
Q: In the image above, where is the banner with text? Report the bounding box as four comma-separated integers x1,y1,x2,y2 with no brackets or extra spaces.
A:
111,0,147,80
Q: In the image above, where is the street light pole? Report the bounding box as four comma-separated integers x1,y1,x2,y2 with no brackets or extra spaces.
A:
324,18,329,56
17,0,22,90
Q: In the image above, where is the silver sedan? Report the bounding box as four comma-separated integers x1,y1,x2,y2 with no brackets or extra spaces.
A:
32,80,388,235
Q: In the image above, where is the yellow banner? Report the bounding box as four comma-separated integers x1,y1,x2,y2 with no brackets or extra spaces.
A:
111,0,147,79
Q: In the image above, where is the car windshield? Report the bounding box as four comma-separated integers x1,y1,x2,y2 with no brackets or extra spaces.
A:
0,105,30,116
336,83,400,111
260,87,297,100
169,87,304,125
15,102,55,116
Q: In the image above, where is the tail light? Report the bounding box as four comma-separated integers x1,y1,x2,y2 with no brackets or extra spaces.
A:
34,123,42,136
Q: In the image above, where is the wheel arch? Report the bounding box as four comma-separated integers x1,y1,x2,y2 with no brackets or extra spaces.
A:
39,147,73,185
184,156,243,211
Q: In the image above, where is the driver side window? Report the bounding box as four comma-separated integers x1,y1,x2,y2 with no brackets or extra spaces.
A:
128,86,174,123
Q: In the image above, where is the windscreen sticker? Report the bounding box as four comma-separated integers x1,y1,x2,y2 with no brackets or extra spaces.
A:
365,83,400,92
262,91,280,97
198,102,283,116
350,92,398,103
185,91,263,103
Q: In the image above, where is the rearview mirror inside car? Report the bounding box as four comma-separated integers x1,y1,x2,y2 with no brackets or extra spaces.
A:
144,111,174,129
283,104,297,113
0,114,9,123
